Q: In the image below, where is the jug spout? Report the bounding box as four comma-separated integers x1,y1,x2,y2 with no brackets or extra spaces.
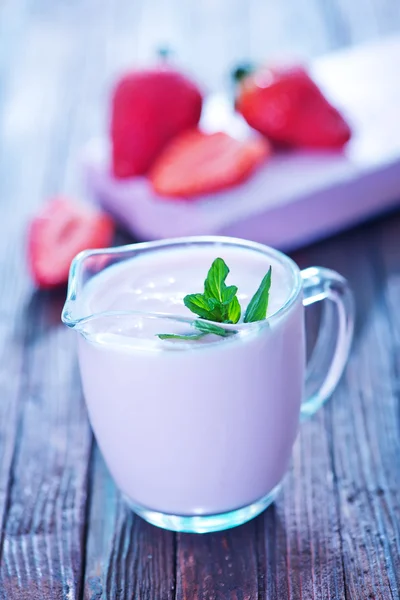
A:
62,246,127,331
61,239,255,345
62,241,173,330
61,242,204,340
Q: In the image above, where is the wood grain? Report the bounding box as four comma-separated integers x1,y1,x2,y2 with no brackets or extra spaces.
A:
294,218,400,600
176,521,259,600
255,413,346,600
0,0,99,597
249,0,333,62
83,448,176,600
320,0,400,50
0,305,91,599
104,507,175,600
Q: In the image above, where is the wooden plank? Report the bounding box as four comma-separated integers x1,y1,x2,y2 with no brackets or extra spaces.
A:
84,449,175,600
328,0,400,44
0,0,103,597
379,212,400,388
0,0,30,80
317,0,352,49
82,449,118,600
254,413,346,600
253,241,347,600
81,3,176,597
107,512,175,600
330,0,380,45
0,311,91,599
295,217,400,599
373,0,400,35
249,0,333,63
177,0,251,90
0,0,84,559
0,243,30,553
176,521,259,600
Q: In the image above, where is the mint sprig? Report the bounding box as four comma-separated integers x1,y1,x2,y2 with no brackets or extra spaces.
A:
157,257,271,341
184,257,241,324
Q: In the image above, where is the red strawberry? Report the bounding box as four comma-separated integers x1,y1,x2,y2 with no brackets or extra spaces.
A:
234,65,351,149
28,198,114,289
149,129,270,198
111,67,202,178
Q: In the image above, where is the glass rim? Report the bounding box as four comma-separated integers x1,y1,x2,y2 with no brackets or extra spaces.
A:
61,235,303,330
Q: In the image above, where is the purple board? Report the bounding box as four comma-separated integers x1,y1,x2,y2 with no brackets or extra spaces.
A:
84,35,400,249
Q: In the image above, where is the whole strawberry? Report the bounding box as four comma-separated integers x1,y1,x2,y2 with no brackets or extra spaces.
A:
111,61,202,178
234,64,351,149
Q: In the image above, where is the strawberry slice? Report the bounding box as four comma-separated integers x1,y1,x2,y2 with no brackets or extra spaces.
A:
28,198,114,289
149,129,270,198
235,65,351,149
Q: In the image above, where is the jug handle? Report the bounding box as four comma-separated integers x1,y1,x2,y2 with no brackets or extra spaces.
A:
300,267,355,420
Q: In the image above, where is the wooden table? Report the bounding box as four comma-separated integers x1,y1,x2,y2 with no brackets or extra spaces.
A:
1,1,399,598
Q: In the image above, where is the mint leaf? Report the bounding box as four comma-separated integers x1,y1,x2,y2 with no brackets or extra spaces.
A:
184,259,240,324
222,285,238,305
226,295,241,324
184,293,225,322
244,267,272,323
157,332,206,341
184,294,215,319
202,258,241,323
194,320,235,337
157,321,235,340
204,258,230,303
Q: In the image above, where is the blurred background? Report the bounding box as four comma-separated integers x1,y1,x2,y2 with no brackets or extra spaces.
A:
2,0,400,198
1,0,400,283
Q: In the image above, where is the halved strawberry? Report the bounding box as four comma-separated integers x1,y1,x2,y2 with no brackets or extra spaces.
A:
28,198,114,289
149,129,270,198
235,65,351,149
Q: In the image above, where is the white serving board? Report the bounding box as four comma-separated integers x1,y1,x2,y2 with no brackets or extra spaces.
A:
83,35,400,250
